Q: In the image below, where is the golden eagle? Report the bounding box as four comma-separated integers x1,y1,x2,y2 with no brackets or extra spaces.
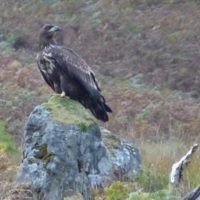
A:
36,24,112,122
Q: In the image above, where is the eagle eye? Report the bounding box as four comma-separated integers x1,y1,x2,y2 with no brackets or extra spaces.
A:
45,25,53,30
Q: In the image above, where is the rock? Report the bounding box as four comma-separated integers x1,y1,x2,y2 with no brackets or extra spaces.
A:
16,96,141,200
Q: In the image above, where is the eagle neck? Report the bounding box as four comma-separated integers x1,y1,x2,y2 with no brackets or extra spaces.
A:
40,37,57,50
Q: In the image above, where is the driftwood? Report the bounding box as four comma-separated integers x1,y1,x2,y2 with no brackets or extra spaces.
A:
170,144,198,187
184,185,200,200
170,144,200,200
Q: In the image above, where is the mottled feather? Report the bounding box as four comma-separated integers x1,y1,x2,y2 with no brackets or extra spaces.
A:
47,46,100,91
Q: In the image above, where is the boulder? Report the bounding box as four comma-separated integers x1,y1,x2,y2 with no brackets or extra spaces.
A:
16,96,141,200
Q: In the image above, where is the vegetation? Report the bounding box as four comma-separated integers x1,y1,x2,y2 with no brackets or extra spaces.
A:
0,121,19,199
0,121,17,155
105,181,133,200
43,95,97,131
1,0,200,199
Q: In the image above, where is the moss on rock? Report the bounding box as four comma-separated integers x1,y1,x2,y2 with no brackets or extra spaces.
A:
38,144,55,164
42,95,97,131
101,128,121,157
32,143,55,165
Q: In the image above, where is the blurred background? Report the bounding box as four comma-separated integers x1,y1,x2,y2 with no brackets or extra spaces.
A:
1,0,200,198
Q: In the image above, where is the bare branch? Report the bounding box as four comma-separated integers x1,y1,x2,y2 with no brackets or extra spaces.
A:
170,144,198,187
183,185,200,200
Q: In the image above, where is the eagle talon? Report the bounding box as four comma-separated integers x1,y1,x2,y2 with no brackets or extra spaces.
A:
60,91,65,97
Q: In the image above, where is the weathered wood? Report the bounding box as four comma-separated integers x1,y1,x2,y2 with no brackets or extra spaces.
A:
170,144,198,187
183,185,200,200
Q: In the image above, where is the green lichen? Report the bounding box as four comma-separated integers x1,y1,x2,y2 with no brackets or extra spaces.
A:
109,150,115,157
101,128,121,157
101,129,121,149
38,144,54,164
39,144,48,157
43,152,55,164
42,95,97,132
0,120,18,155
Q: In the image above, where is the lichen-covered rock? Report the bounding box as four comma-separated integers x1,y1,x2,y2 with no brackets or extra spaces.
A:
16,96,141,200
42,95,97,131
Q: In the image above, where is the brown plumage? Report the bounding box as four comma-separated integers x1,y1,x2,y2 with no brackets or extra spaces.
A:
36,24,112,122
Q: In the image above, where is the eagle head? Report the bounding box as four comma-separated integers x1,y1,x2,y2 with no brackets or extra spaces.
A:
39,24,61,48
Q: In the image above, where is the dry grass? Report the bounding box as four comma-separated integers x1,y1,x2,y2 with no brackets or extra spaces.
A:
0,151,20,199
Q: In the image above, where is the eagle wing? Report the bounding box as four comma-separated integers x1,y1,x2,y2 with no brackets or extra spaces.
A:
36,52,55,91
43,45,101,93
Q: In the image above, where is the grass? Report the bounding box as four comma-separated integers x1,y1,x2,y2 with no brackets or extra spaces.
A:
136,141,184,190
133,140,200,198
105,181,133,200
0,121,20,199
0,121,18,155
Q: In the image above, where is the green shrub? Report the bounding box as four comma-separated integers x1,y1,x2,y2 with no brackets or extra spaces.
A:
105,181,132,200
0,120,17,155
128,189,180,200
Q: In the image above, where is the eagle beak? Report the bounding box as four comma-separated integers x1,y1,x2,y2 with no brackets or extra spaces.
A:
49,25,61,33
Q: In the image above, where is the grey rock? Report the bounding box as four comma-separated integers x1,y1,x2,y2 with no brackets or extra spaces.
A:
16,96,141,200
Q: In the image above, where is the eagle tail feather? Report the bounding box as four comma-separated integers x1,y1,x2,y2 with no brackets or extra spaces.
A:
86,89,112,121
89,101,109,122
104,103,112,113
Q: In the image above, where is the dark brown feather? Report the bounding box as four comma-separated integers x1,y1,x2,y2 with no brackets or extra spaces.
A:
36,24,112,121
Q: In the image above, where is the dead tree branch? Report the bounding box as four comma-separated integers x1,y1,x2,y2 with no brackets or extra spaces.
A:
183,185,200,200
170,144,198,187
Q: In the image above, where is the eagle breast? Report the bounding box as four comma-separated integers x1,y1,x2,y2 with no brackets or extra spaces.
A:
39,46,56,78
